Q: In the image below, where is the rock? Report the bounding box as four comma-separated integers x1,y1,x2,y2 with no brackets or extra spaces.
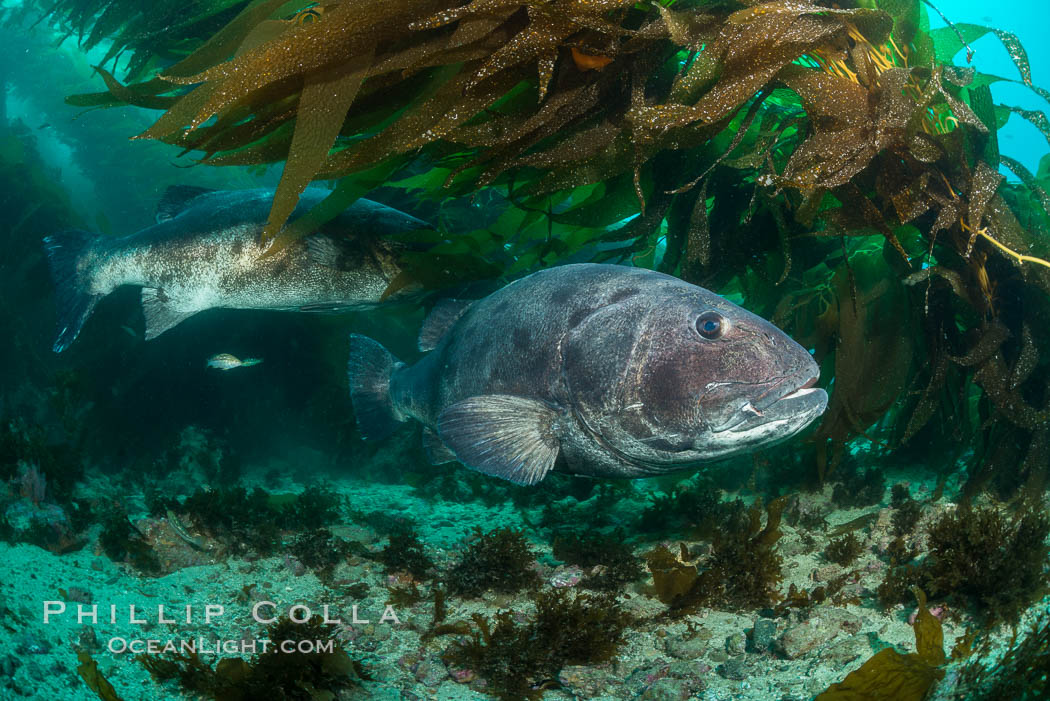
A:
625,663,671,696
15,632,50,655
708,649,729,663
752,619,777,651
549,564,583,588
725,631,747,656
558,664,619,697
640,677,692,701
718,657,747,681
0,655,20,677
412,656,448,686
814,564,843,581
667,660,711,679
823,607,863,635
776,621,833,659
665,634,708,659
775,608,862,659
822,635,868,666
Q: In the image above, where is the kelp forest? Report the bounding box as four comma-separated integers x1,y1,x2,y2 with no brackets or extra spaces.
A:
2,1,1050,699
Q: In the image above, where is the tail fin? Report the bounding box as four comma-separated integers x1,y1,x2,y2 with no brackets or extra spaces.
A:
347,334,405,440
42,230,100,353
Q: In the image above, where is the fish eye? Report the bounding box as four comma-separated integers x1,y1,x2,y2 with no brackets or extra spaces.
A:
695,311,725,340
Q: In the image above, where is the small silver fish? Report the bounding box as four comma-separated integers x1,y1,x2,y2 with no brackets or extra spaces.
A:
206,353,262,371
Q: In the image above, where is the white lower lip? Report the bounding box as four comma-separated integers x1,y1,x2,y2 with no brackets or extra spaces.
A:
779,387,821,401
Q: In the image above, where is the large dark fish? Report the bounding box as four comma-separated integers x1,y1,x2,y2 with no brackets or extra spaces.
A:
43,186,431,352
347,263,828,484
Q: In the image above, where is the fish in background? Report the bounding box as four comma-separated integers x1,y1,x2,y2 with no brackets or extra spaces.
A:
43,186,433,352
347,263,828,485
206,353,262,371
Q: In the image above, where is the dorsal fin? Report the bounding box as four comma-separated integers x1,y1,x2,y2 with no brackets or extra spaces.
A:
156,185,216,223
418,298,474,352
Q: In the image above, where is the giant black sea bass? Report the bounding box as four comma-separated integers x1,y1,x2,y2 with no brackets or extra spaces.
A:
348,264,828,484
43,186,431,352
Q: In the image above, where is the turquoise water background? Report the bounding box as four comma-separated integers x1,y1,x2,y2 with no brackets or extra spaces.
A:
933,0,1049,175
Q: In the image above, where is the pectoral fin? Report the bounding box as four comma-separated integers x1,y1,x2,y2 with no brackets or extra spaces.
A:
422,428,456,465
418,298,473,352
141,288,193,340
437,395,561,485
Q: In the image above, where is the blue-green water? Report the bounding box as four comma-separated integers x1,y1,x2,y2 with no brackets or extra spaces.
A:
1,2,1048,700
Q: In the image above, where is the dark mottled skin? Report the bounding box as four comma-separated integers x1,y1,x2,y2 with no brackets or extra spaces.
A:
388,264,828,479
80,188,428,338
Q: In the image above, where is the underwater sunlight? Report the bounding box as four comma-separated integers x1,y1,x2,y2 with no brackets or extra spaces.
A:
1,1,1049,700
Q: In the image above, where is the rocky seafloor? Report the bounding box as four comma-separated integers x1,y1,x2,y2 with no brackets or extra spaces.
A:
1,426,1047,701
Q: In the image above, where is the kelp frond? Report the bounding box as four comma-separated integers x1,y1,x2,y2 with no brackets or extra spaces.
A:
32,0,1050,493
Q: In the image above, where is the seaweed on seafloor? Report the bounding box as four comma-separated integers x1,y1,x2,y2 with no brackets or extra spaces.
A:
137,614,369,701
172,483,342,556
824,532,865,566
886,535,919,565
772,572,857,617
386,581,425,608
955,611,1050,700
923,501,1050,626
535,481,629,532
891,483,911,508
77,649,123,701
784,495,829,533
551,530,643,592
288,528,355,581
646,495,788,615
98,505,162,575
0,416,82,506
444,589,630,701
830,463,885,509
348,508,415,535
815,587,947,701
892,498,923,536
877,561,926,610
177,486,281,555
275,484,343,529
446,526,541,598
638,478,743,537
377,526,434,580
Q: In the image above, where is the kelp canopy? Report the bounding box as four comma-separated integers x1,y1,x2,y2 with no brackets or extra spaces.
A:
30,0,1050,493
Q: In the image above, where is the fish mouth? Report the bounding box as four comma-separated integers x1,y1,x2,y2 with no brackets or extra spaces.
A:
728,371,827,433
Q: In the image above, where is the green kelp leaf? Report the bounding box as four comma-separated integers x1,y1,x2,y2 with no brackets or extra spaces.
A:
66,74,179,109
162,0,290,78
266,155,412,254
999,104,1050,150
815,591,945,701
1039,153,1050,180
262,42,375,244
1001,155,1050,221
645,544,698,606
554,174,644,228
931,24,1032,86
968,72,1050,107
92,67,182,110
77,650,124,701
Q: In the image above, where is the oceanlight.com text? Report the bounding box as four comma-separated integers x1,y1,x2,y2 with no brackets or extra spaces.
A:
107,637,336,656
